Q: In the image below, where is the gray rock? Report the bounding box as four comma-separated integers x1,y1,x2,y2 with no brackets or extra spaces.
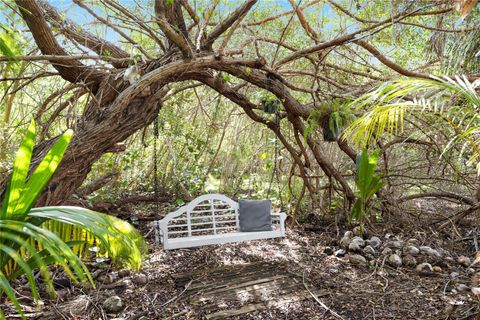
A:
348,237,365,252
132,273,147,286
450,272,460,279
456,284,470,292
444,256,454,264
60,295,90,316
403,245,420,256
472,287,480,296
348,242,361,252
416,262,433,274
351,236,365,246
381,247,393,256
364,253,375,261
103,296,123,313
387,254,402,268
344,231,353,238
403,254,417,268
334,249,346,257
98,273,118,284
368,236,382,249
385,240,405,250
363,245,376,255
458,256,471,267
419,246,442,259
118,269,130,278
438,248,450,258
419,246,431,253
339,236,351,249
467,267,476,274
349,254,367,266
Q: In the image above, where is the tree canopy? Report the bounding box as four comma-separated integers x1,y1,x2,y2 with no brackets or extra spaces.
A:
0,0,478,219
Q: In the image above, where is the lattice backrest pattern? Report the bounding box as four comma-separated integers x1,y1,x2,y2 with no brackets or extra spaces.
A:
163,194,239,239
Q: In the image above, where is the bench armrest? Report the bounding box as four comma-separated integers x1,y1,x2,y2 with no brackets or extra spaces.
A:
271,212,287,236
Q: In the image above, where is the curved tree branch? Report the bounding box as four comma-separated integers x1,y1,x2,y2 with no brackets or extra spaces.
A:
355,40,430,79
38,0,130,68
15,0,105,88
202,0,257,51
154,0,193,57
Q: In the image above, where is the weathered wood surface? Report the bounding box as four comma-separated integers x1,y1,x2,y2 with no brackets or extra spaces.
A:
173,262,328,319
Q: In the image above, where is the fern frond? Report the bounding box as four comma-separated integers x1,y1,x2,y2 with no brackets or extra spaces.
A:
344,76,480,173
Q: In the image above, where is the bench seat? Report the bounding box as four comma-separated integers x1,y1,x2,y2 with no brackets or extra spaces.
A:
153,194,287,250
165,230,284,249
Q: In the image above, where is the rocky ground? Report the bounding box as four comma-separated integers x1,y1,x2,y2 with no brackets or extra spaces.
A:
4,216,480,320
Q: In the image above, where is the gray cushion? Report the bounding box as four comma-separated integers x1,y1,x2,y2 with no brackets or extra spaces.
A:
238,199,272,232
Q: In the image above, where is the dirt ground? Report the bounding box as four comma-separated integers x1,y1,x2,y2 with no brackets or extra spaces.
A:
6,215,480,320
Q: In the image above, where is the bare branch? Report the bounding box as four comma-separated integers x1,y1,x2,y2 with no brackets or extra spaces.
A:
355,40,430,79
73,0,152,59
0,54,132,64
101,0,166,51
14,0,105,87
154,0,193,57
288,0,320,42
38,0,130,68
202,0,257,50
247,0,320,26
277,5,450,67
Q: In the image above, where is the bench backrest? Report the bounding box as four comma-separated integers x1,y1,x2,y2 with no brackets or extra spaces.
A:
157,194,240,242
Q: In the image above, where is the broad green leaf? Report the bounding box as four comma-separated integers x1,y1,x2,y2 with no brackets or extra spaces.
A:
2,120,36,219
14,129,73,215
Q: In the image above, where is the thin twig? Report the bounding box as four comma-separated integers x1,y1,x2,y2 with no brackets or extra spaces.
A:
160,280,193,308
302,272,345,320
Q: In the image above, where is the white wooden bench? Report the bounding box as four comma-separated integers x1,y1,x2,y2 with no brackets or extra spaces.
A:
153,194,287,250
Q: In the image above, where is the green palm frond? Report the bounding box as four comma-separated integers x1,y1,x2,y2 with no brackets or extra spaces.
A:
443,29,480,75
0,120,145,320
29,207,146,269
344,76,480,173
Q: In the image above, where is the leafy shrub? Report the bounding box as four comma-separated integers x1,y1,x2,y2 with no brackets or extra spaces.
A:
0,121,145,319
350,149,383,226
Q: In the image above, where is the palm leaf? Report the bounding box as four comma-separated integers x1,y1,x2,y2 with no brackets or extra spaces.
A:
0,271,23,319
1,121,36,219
29,206,145,270
0,221,91,284
13,130,73,216
0,121,144,319
344,76,480,173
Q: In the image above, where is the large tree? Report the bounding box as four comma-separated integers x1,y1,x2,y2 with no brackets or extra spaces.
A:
1,0,474,206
